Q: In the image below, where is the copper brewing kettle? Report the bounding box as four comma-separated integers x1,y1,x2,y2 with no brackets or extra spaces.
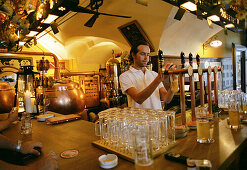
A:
0,80,15,113
46,79,85,115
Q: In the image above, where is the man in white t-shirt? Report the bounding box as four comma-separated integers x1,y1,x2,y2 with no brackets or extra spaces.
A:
119,41,175,110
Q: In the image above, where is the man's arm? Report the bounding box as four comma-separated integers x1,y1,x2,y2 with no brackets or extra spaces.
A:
0,134,16,151
0,155,58,170
0,108,18,131
0,119,14,132
0,160,27,170
159,87,174,104
0,134,42,155
126,74,162,104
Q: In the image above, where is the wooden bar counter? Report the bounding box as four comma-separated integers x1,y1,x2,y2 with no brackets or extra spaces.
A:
1,115,247,170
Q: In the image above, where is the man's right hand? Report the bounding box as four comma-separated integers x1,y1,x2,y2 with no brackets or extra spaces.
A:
29,155,58,170
159,63,175,81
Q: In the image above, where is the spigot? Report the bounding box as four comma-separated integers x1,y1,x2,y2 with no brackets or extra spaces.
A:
196,54,200,67
180,52,185,68
189,53,193,67
158,49,165,81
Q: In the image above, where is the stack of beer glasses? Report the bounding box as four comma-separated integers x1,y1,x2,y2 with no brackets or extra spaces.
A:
95,107,175,155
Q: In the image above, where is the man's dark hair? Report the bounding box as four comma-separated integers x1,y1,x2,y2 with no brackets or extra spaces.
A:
129,41,149,64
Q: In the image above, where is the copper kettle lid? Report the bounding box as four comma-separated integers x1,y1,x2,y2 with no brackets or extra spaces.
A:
47,79,80,91
0,80,13,91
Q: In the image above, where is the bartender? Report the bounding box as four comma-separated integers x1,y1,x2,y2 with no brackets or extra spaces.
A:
119,41,177,110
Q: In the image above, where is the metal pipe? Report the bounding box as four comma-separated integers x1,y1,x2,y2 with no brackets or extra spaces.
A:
0,50,61,80
61,72,102,77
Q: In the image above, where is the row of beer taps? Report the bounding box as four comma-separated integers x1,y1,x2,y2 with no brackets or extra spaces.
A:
158,50,223,125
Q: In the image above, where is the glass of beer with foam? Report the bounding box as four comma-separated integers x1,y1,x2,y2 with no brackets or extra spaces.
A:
195,106,214,143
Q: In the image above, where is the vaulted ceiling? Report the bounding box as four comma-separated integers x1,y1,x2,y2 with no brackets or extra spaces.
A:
34,0,223,70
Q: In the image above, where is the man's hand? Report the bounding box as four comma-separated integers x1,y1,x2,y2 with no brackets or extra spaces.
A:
29,155,58,170
8,107,18,123
20,141,42,155
159,63,176,81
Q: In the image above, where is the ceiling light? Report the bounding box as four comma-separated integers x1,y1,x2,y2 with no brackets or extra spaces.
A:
210,40,222,48
225,23,235,28
41,14,59,24
37,26,43,29
18,42,25,46
202,12,207,15
180,2,197,12
207,15,220,22
26,31,38,37
58,6,66,11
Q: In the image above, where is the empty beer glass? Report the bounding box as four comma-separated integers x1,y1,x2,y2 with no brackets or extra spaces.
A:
21,112,32,135
132,121,154,170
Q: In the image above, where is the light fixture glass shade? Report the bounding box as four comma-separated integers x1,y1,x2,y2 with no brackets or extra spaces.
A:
207,15,220,22
210,40,222,48
181,2,197,11
225,23,235,28
26,31,39,37
41,14,59,24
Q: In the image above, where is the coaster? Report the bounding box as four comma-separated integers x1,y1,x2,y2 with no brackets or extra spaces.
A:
60,149,79,159
187,121,197,130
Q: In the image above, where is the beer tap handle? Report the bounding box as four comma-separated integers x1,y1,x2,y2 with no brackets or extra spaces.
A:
189,53,193,67
158,49,164,70
158,49,168,79
196,54,200,66
180,52,185,68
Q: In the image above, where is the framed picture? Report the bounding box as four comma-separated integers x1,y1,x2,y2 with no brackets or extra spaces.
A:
118,20,155,52
0,56,33,86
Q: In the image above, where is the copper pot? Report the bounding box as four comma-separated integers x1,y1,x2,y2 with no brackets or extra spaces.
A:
46,80,85,115
0,80,15,113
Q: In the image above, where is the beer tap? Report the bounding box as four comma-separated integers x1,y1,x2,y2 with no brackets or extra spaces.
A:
158,49,165,81
179,52,186,125
213,66,219,107
188,53,196,121
181,52,185,69
196,54,205,106
207,66,213,115
189,53,193,67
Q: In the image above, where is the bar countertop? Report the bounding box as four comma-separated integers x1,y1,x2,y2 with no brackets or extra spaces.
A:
1,115,247,170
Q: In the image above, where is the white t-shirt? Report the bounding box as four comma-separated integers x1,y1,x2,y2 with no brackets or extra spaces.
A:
119,66,164,110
